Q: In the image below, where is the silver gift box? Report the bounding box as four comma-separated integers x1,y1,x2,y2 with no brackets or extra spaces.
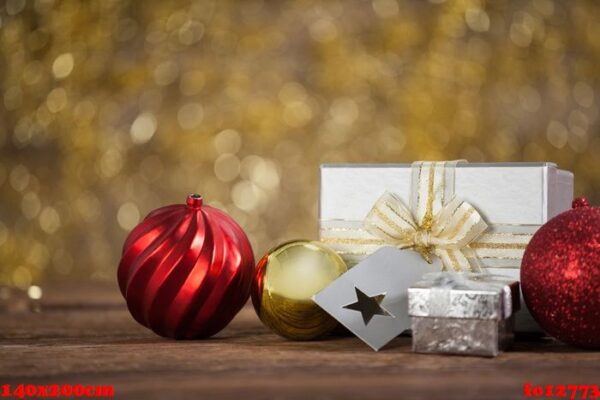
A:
408,272,520,357
319,162,573,332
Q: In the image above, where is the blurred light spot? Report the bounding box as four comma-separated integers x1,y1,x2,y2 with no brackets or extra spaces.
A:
249,158,280,190
510,13,534,47
21,192,41,219
75,192,102,222
52,53,74,79
465,8,490,32
283,101,313,127
568,131,588,153
36,105,53,127
573,82,594,108
27,285,43,300
546,120,568,149
214,129,242,154
309,19,338,42
73,100,97,123
278,82,307,104
27,242,50,269
39,207,61,234
13,117,33,147
330,98,359,125
214,154,240,182
4,86,22,110
12,266,32,290
240,155,262,180
461,146,486,161
99,148,123,178
154,61,179,86
130,113,157,144
179,21,205,45
177,103,204,130
380,126,406,153
372,0,399,18
146,23,167,44
568,110,589,131
6,0,26,15
46,87,68,113
518,86,541,112
166,10,187,31
0,221,8,246
440,13,466,38
22,61,44,85
533,0,555,17
9,165,30,192
231,181,260,211
117,202,140,231
0,164,5,187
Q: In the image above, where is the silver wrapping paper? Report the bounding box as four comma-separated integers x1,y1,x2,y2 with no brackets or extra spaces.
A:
408,272,520,319
411,315,515,357
408,272,519,357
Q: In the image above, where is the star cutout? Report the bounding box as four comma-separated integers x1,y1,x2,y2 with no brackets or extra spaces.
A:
343,287,392,325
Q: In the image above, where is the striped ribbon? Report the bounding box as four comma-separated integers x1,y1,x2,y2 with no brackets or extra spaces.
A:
320,161,538,272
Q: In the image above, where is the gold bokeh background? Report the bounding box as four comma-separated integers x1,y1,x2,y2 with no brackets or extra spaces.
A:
1,0,599,288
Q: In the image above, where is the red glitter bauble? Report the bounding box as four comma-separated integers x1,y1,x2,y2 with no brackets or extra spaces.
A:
521,197,600,349
117,194,255,339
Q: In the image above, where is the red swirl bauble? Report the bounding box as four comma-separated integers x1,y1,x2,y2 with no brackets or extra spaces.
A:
521,197,600,349
117,194,255,339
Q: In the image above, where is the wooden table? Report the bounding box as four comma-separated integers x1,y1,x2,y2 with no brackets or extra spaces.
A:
1,282,598,400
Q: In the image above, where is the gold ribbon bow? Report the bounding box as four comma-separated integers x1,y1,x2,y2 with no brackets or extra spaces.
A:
364,191,488,271
364,161,488,271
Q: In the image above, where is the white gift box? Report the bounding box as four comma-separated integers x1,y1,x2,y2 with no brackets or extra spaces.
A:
319,162,574,332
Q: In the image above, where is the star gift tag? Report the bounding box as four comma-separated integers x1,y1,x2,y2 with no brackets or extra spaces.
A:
313,247,441,351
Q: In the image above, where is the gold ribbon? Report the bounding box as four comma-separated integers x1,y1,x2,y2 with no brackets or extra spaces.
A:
321,161,536,272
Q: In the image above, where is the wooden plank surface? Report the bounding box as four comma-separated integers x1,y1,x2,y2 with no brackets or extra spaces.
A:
1,282,598,400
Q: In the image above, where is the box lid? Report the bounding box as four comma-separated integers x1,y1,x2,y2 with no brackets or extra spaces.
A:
320,162,572,225
408,272,520,320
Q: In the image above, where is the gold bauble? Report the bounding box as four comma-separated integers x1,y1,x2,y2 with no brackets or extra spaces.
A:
251,240,348,340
